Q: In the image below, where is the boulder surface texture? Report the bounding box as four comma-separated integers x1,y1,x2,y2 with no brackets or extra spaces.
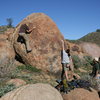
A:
1,83,63,100
13,13,66,73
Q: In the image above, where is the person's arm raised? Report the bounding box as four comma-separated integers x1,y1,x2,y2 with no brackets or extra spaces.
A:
61,40,65,50
27,26,36,33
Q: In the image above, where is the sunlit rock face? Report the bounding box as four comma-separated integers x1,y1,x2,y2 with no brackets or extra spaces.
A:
13,13,66,73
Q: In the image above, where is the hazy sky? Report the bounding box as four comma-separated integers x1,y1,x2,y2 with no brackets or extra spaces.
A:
0,0,100,40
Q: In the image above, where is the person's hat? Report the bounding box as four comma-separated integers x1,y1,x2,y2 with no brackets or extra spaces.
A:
94,57,98,61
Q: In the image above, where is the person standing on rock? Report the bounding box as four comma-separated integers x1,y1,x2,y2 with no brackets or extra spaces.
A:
61,40,70,80
18,23,35,53
61,40,72,93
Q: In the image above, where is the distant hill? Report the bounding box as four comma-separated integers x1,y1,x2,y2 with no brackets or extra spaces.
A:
67,31,100,46
78,31,100,46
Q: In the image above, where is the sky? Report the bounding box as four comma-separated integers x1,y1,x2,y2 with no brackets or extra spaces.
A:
0,0,100,40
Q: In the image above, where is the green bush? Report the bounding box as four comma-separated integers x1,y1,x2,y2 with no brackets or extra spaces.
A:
0,84,16,97
83,56,93,65
17,65,41,73
80,56,93,72
72,55,82,69
72,55,92,70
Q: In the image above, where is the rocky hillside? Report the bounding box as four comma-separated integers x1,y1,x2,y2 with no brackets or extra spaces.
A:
80,42,100,58
78,31,100,46
67,31,100,58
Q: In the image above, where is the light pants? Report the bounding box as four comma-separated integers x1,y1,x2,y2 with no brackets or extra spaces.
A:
19,33,31,51
95,74,100,91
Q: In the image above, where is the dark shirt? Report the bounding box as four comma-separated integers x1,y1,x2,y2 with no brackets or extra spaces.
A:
92,62,100,77
19,24,29,33
99,62,100,73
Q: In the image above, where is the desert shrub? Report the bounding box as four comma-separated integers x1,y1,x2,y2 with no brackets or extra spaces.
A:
80,56,93,72
0,58,15,78
16,74,35,84
17,65,41,73
0,26,7,34
0,84,16,97
11,65,41,77
83,56,93,66
10,65,42,84
81,74,100,90
72,55,82,69
72,55,93,71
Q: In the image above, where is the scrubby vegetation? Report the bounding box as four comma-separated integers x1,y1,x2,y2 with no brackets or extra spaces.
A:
10,65,43,84
72,55,82,69
0,58,15,78
0,18,14,34
0,64,57,97
0,54,98,97
81,73,100,91
17,65,41,73
72,55,92,69
72,55,93,77
0,84,16,97
0,26,8,34
72,55,99,91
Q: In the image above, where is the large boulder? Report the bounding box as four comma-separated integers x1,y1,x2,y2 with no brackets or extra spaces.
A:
0,34,8,40
13,13,67,73
1,83,63,100
0,40,15,77
62,88,100,100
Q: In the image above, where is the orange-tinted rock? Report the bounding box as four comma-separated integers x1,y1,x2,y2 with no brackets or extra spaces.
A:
13,13,66,73
0,40,15,77
1,83,63,100
62,88,100,100
0,28,15,41
0,34,8,40
4,28,15,41
7,78,26,87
